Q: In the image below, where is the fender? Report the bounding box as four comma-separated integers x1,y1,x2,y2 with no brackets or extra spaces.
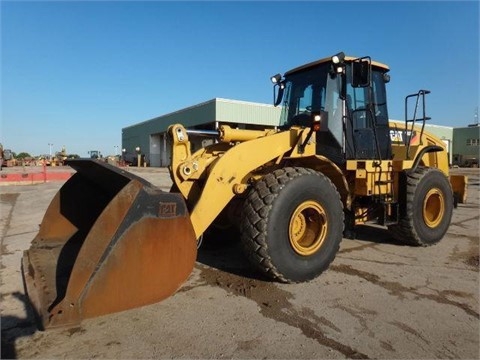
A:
410,145,443,173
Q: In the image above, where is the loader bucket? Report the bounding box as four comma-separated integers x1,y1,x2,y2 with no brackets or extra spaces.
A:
22,160,197,330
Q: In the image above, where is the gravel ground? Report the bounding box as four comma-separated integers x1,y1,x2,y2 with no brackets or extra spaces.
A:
1,166,478,359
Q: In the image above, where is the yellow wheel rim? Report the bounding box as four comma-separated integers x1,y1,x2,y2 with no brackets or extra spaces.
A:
423,188,445,228
289,201,328,256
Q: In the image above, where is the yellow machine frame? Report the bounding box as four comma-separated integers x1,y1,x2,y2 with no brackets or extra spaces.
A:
169,121,467,238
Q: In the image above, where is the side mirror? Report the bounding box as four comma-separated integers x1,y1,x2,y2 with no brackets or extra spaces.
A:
352,57,371,88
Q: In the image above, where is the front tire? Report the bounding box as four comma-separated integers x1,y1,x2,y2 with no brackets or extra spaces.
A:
389,167,453,246
240,167,344,283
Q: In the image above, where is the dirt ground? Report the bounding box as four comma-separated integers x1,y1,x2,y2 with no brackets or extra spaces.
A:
1,166,479,359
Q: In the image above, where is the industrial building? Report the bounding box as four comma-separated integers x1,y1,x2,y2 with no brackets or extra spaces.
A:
122,98,281,167
452,125,480,167
121,98,478,167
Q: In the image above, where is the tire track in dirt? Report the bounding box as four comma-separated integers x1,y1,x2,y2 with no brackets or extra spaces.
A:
188,263,370,359
330,264,479,319
0,193,20,257
1,193,39,359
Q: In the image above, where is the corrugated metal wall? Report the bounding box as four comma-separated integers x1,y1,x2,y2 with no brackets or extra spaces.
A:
452,126,480,165
121,98,282,166
122,99,474,168
122,99,218,164
215,98,281,126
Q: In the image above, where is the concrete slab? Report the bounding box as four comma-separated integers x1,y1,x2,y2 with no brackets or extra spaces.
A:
1,167,478,359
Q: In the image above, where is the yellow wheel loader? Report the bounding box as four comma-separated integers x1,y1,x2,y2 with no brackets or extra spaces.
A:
22,52,467,329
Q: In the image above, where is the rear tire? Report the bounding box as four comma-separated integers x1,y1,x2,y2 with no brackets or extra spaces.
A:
240,167,344,283
389,167,453,246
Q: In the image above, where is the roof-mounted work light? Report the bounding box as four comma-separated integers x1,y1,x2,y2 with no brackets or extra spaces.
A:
331,52,346,75
331,52,345,64
270,73,282,84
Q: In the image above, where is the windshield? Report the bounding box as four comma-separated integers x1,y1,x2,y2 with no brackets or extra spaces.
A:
279,63,342,145
279,64,340,128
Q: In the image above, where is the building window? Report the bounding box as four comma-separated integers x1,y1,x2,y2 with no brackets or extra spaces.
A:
466,138,480,146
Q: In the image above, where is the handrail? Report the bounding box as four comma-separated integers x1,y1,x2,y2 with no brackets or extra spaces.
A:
404,90,431,159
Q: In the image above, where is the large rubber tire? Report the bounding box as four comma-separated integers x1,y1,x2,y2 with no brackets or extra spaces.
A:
240,167,344,283
389,167,453,246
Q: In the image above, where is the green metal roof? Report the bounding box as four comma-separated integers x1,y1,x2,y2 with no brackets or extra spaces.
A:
123,98,282,135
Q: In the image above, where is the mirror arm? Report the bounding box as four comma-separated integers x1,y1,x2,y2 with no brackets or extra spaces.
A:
273,83,285,107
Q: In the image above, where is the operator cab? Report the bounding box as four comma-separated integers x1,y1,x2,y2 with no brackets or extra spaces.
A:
272,52,392,164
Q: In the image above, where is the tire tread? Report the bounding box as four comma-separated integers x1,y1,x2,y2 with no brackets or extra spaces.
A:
389,166,453,246
241,167,343,283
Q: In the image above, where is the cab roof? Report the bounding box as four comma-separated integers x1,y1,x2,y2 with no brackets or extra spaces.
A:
285,55,390,76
